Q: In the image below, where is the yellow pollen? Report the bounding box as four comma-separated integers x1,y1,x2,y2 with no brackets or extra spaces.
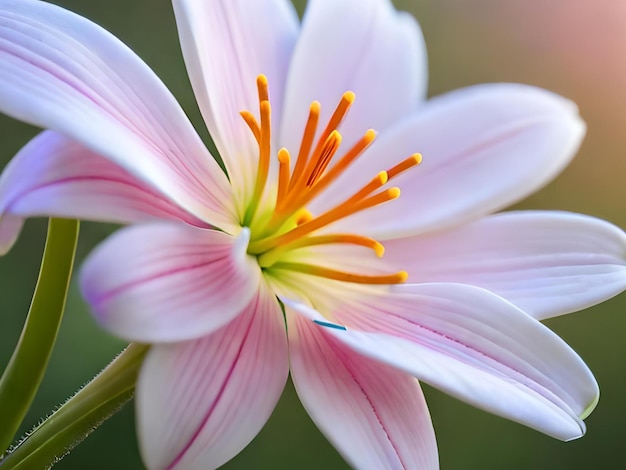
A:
295,209,314,225
242,75,420,286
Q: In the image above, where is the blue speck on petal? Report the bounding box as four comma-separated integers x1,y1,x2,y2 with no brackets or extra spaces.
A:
313,319,347,331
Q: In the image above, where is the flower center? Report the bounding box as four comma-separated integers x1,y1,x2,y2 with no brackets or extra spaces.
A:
241,75,420,285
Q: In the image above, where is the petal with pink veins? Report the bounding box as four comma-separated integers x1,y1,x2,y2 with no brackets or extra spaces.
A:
173,0,299,208
311,84,584,239
386,211,626,320
80,223,259,342
0,0,237,231
280,0,427,153
0,131,208,255
283,282,598,441
288,310,438,469
137,281,288,470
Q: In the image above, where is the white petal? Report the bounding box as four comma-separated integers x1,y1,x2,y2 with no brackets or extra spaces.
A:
0,131,207,255
284,283,598,441
386,211,626,320
288,311,438,469
0,0,237,230
80,223,259,342
137,282,288,470
311,84,585,239
279,0,427,154
173,0,299,209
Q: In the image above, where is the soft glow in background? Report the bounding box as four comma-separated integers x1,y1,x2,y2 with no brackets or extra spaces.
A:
1,0,625,468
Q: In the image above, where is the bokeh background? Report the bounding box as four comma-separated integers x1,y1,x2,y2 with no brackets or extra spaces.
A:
1,0,625,468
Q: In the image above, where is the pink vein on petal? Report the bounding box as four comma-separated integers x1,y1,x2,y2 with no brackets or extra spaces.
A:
1,174,208,226
91,255,229,308
0,16,212,193
323,332,407,469
165,296,260,470
343,309,569,408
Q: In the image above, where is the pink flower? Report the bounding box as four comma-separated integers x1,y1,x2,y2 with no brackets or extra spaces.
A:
1,0,625,468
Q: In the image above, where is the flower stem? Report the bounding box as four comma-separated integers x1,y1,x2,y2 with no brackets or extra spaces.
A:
0,218,79,452
0,343,149,469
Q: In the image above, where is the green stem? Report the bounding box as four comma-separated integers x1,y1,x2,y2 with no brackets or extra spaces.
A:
0,343,149,469
0,218,79,451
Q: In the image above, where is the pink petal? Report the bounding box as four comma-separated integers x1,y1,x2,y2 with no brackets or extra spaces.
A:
310,84,584,239
385,211,626,320
80,223,259,342
279,0,427,153
137,282,288,470
173,0,299,208
0,212,23,258
288,310,438,469
0,0,237,231
0,131,207,255
283,282,598,441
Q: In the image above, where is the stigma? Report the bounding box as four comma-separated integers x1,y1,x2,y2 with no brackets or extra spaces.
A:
240,75,420,285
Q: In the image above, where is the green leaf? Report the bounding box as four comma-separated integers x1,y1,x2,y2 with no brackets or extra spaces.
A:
0,343,149,469
0,218,79,452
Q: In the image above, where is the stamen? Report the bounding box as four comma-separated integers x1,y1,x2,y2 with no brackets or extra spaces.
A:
248,176,397,255
306,130,342,187
271,129,377,226
240,111,261,144
276,148,291,206
387,154,422,180
257,233,384,269
271,262,408,285
257,74,269,102
310,129,377,195
340,171,389,207
239,76,422,288
290,101,321,193
288,92,355,195
320,91,355,142
244,99,271,225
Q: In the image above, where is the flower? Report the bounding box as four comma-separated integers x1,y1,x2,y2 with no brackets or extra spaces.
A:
1,0,625,468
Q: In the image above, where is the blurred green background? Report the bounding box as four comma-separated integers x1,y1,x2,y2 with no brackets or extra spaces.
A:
1,0,625,468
